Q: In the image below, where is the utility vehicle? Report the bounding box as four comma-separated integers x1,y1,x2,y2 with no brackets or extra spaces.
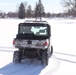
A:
13,20,53,65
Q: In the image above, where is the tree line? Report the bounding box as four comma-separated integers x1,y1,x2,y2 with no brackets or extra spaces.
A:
1,0,76,19
18,0,46,19
0,0,52,19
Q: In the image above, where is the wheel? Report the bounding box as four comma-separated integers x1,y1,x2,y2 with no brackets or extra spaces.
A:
50,45,53,55
41,50,48,66
13,51,22,64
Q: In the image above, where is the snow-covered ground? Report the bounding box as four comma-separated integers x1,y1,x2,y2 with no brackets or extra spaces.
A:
0,18,76,75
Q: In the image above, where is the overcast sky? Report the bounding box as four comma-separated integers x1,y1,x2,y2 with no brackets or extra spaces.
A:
0,0,63,13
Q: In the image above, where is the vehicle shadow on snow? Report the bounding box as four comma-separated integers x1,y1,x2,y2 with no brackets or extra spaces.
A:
0,55,59,75
0,59,46,75
0,49,46,75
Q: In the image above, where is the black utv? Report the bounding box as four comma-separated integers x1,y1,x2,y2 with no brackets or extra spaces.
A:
13,20,53,65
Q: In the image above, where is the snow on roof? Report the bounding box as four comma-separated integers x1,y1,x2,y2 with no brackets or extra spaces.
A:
24,20,48,24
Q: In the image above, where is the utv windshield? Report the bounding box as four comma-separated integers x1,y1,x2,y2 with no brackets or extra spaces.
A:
19,25,48,36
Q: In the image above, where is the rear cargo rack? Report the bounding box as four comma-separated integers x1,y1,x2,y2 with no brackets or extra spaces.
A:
24,20,48,24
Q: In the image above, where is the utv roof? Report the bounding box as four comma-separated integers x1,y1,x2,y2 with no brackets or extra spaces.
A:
19,20,50,27
24,20,48,24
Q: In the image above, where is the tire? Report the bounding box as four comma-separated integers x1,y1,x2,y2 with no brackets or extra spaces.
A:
41,50,48,66
50,45,53,55
13,51,22,64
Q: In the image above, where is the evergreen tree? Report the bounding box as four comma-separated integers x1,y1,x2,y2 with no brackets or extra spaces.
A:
18,3,25,19
35,3,38,19
35,0,45,20
27,5,32,18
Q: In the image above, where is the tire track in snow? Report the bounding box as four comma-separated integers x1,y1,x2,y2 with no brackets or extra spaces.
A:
0,48,59,75
39,55,60,75
13,59,43,75
54,52,76,64
0,55,59,75
11,55,59,75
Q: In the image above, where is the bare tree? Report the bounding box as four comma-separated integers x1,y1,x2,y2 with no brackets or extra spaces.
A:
62,0,76,17
7,12,18,18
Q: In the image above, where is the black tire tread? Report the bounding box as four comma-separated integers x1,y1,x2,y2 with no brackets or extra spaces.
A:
41,50,48,66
